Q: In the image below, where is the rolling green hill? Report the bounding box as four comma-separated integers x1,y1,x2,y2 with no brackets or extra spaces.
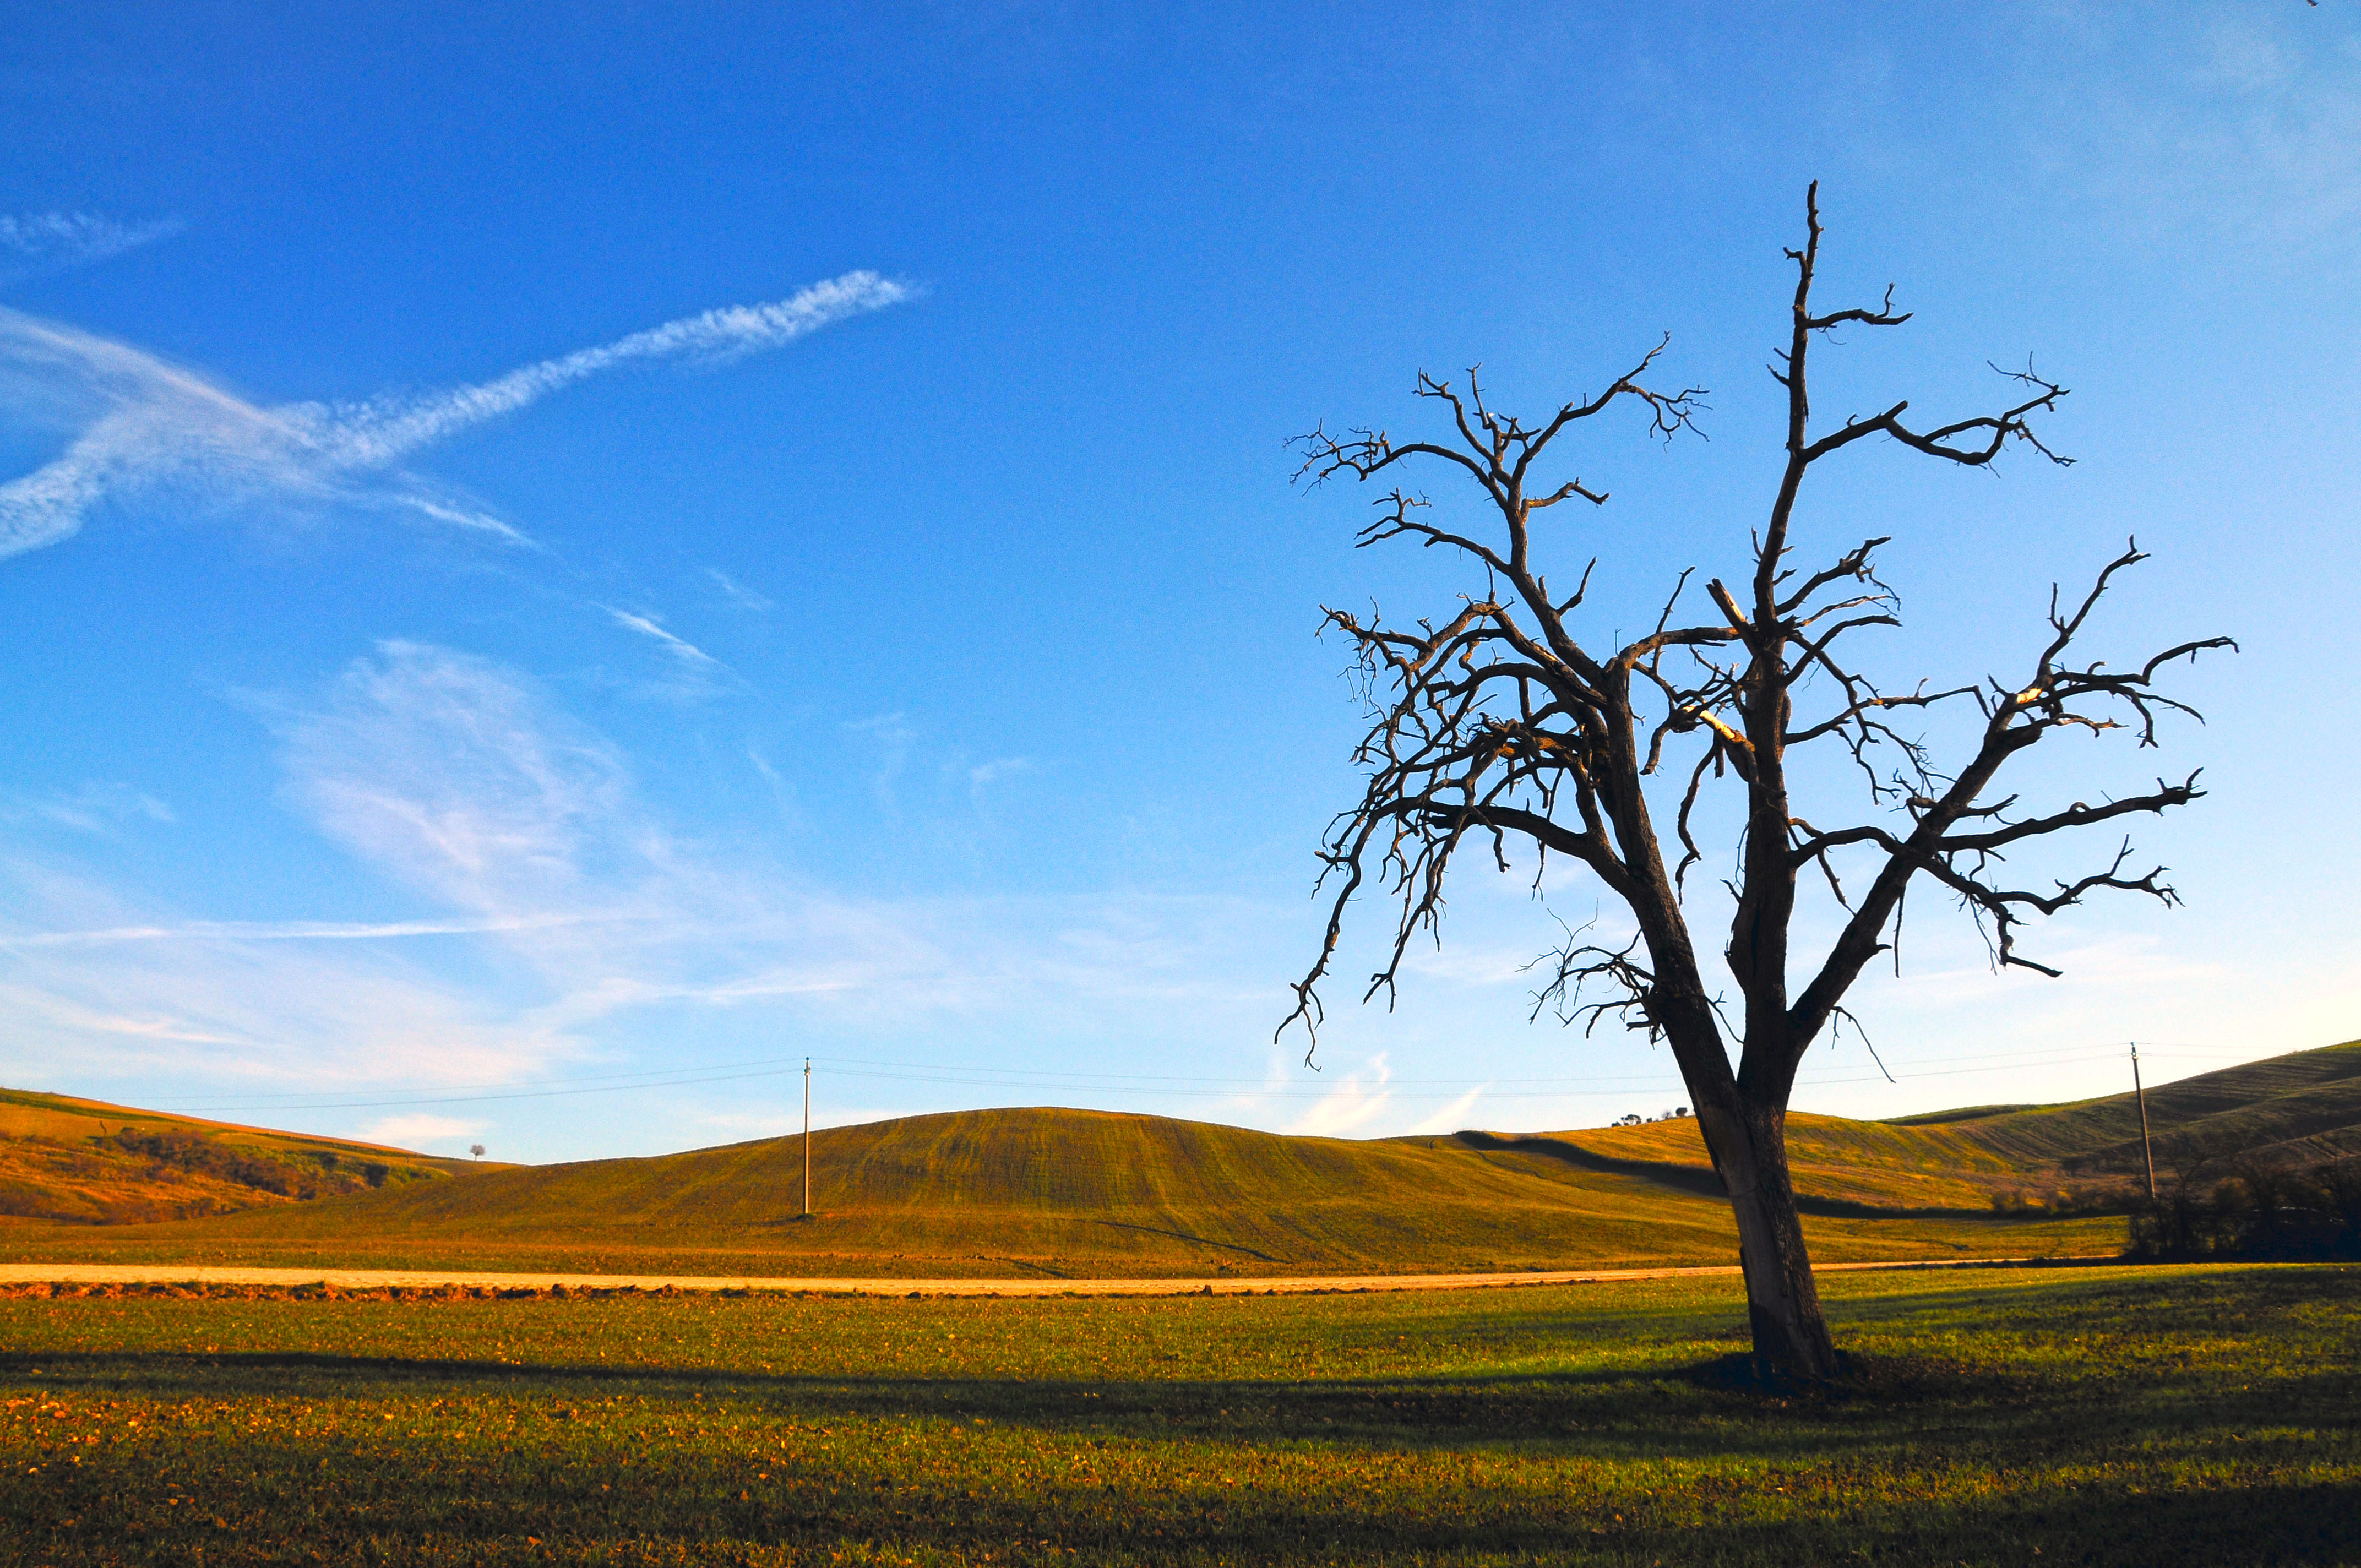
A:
2,1103,2117,1277
1543,1039,2361,1207
0,1087,493,1226
1936,1041,2361,1174
4,1041,2352,1277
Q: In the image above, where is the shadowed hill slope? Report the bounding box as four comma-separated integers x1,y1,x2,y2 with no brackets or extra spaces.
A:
1484,1114,2034,1213
0,1087,491,1226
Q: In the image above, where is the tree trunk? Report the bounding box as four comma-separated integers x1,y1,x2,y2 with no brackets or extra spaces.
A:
1699,1101,1840,1379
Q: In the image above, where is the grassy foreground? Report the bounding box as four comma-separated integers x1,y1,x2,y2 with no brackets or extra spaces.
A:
2,1264,2355,1565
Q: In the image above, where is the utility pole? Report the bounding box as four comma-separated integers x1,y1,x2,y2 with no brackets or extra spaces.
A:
2131,1043,2157,1204
802,1057,812,1219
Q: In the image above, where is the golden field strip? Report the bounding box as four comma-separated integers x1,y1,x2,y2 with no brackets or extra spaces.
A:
0,1255,2118,1298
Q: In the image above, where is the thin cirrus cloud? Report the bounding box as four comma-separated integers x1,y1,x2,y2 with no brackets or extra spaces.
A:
0,782,176,835
0,211,183,280
361,1113,488,1147
263,642,1049,1027
0,916,585,951
262,643,1285,1042
1283,1053,1400,1138
0,851,583,1090
2012,7,2361,243
600,606,721,668
1406,1081,1490,1136
0,270,913,562
0,639,1328,1140
703,568,774,612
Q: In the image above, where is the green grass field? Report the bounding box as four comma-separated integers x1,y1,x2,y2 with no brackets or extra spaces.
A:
2,1264,2354,1565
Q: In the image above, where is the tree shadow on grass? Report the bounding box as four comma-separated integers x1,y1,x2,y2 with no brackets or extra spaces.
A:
2,1411,2354,1566
1689,1481,2361,1567
7,1343,2352,1468
9,1316,2361,1566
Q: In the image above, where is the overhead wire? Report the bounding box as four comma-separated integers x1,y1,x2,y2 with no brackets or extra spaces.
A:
143,1038,2268,1118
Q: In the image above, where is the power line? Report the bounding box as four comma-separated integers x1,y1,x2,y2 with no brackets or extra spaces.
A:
138,1038,2260,1119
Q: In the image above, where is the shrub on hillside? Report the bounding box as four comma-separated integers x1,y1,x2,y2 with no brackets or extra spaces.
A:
100,1128,354,1199
1988,1182,2135,1217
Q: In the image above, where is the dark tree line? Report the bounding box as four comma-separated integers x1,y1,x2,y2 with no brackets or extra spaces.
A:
2133,1158,2361,1261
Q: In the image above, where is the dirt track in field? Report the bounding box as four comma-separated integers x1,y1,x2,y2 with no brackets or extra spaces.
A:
0,1257,2116,1298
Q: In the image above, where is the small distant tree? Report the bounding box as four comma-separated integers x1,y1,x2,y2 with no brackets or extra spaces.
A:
469,1144,486,1160
1284,185,2228,1378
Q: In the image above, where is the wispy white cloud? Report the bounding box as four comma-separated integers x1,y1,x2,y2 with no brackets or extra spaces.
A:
300,273,912,468
968,756,1032,789
0,645,1329,1140
743,743,801,826
0,270,912,562
0,782,174,835
600,606,721,667
2014,5,2361,246
703,568,774,612
275,641,637,921
0,915,586,949
1405,1081,1488,1136
0,852,581,1090
260,645,949,1030
257,643,1307,1034
845,711,919,808
1285,1053,1396,1137
0,212,182,279
359,1113,487,1148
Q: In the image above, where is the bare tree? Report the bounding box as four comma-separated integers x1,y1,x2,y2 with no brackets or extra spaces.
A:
1283,184,2230,1379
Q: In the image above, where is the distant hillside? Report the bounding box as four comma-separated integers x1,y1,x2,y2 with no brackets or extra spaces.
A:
1488,1112,2036,1213
4,1103,2120,1277
1940,1042,2361,1176
0,1087,491,1225
1531,1041,2361,1208
8,1042,2352,1277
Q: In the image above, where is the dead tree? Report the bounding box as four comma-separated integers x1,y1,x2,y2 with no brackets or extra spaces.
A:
1283,184,2229,1379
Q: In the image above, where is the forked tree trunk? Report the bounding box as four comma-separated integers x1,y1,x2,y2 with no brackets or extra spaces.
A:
1697,1100,1840,1378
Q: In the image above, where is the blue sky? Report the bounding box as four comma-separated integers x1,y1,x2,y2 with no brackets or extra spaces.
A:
2,3,2355,1162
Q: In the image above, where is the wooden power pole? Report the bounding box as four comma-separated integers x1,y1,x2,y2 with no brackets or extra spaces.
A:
2131,1043,2157,1204
802,1057,812,1219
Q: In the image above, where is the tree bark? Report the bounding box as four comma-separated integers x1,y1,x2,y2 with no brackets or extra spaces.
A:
1698,1100,1839,1378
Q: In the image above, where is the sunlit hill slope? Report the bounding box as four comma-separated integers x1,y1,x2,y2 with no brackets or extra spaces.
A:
3,1042,2352,1277
1531,1039,2361,1211
0,1088,491,1226
0,1104,2117,1276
